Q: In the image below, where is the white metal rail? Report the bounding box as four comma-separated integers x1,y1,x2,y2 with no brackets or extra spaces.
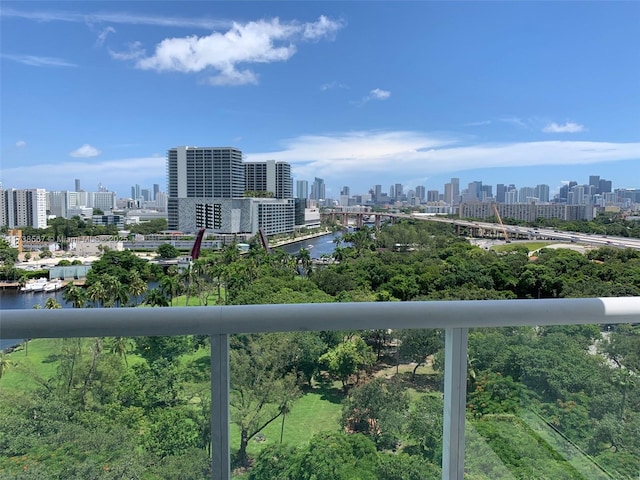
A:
2,297,640,480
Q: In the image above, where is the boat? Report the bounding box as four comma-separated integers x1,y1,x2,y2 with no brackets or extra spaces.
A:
43,279,63,292
20,278,48,292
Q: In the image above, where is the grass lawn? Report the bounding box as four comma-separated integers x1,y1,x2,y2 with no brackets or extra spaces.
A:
2,338,62,390
230,383,344,459
492,241,553,253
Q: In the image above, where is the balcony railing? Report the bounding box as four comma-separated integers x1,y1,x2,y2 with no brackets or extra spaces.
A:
2,297,640,479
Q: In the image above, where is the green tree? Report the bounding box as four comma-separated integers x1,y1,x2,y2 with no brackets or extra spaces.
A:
406,394,443,463
44,297,62,309
0,239,19,264
292,431,379,480
128,270,148,305
159,274,182,306
398,329,443,381
230,334,302,467
157,243,181,259
145,407,199,458
320,336,376,391
341,377,409,448
144,287,170,307
62,284,87,308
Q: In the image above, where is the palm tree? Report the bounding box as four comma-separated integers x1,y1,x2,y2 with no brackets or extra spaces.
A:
109,337,133,366
144,287,170,307
296,248,312,276
62,284,87,308
114,283,130,307
159,274,180,306
100,274,122,308
44,298,62,309
128,270,148,306
87,280,105,307
180,264,201,306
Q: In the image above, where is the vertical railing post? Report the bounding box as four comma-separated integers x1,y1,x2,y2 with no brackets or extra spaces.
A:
211,334,230,480
442,327,469,480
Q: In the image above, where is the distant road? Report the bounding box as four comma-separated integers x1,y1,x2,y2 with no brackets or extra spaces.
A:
407,214,640,251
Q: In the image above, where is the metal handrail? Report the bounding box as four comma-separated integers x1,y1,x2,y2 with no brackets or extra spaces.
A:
2,297,639,480
3,297,640,338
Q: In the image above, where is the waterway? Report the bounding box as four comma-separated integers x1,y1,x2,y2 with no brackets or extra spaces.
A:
278,231,342,258
0,232,343,351
0,289,74,350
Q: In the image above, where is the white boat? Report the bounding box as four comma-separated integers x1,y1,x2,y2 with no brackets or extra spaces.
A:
43,279,63,292
20,278,48,292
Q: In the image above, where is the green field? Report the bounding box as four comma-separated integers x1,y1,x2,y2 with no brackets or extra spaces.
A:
491,241,553,253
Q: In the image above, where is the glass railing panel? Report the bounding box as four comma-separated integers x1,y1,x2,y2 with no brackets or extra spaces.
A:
465,324,640,480
0,334,213,479
230,329,445,479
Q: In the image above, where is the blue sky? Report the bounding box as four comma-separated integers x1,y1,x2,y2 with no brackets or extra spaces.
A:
1,1,639,199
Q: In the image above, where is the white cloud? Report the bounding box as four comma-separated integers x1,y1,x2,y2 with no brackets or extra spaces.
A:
96,26,116,46
369,88,391,100
109,41,145,60
542,122,585,133
1,7,233,30
15,140,27,148
463,120,492,127
0,156,164,195
498,116,529,129
354,88,392,106
303,15,344,40
206,68,258,86
245,130,640,182
118,16,342,86
320,81,348,91
70,144,101,158
1,54,77,67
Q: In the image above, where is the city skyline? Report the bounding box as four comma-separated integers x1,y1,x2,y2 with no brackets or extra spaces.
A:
1,2,639,196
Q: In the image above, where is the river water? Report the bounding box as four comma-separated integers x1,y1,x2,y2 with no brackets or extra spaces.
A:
0,232,342,350
278,231,342,258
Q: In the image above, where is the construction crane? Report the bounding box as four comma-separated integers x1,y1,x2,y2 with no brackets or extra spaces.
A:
492,204,511,243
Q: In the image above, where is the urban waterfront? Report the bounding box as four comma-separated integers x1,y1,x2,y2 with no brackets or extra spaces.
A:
278,231,342,258
0,232,342,351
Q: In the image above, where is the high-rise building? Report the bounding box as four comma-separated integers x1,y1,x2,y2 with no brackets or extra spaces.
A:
310,177,325,201
340,186,350,197
496,184,506,203
0,188,47,228
373,185,382,203
75,179,81,192
244,160,292,199
91,191,117,211
167,146,244,230
599,179,612,194
444,183,453,205
415,185,426,201
451,178,460,205
131,184,141,200
589,175,600,193
424,190,436,202
535,184,550,203
518,187,536,203
467,181,483,201
296,180,309,200
394,183,403,200
153,183,160,200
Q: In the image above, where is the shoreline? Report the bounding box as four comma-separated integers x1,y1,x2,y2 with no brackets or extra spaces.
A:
269,229,336,248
